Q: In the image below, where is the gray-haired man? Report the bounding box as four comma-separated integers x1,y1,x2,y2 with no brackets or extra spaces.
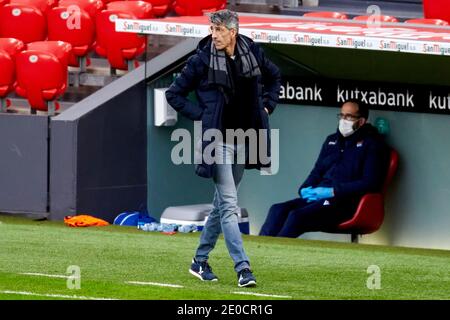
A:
166,9,281,287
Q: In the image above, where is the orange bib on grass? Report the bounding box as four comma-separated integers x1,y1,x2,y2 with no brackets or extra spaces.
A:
64,215,110,227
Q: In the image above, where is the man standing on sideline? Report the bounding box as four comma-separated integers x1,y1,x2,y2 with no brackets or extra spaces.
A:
165,9,281,287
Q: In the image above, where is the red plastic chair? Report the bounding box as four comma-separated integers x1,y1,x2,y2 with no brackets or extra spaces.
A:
15,50,67,113
353,15,398,23
140,0,171,17
327,148,399,242
173,0,226,16
0,50,14,111
0,4,47,43
106,0,153,19
47,6,95,68
26,40,71,80
10,0,57,14
0,37,25,57
95,9,146,70
1,0,10,6
423,0,450,26
58,0,104,20
0,37,24,109
404,18,449,26
303,11,348,20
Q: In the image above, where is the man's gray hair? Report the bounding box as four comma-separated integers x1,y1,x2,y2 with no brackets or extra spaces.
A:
208,9,239,32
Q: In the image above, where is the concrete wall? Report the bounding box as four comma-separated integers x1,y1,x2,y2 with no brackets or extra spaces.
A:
0,114,48,215
50,79,148,223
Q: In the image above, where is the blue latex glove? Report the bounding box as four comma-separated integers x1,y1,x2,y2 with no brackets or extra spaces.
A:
310,187,334,200
300,186,314,199
300,186,319,203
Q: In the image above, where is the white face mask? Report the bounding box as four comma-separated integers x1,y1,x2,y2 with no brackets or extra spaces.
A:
339,119,356,137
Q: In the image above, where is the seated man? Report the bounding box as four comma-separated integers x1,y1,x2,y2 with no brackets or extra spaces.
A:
259,99,389,238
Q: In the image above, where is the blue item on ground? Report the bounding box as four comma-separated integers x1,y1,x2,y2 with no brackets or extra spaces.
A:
114,207,157,227
139,222,161,231
178,224,198,233
162,223,178,232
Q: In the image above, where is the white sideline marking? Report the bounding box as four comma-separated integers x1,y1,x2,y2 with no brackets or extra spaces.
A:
20,272,69,279
232,291,292,299
0,290,118,300
126,281,184,288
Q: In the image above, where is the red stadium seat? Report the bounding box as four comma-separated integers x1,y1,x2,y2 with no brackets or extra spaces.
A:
327,148,399,242
423,0,450,26
15,50,67,113
0,4,47,43
140,0,171,17
353,15,398,23
0,50,14,111
173,0,226,16
303,11,348,20
95,9,146,70
10,0,57,14
106,1,154,19
404,18,449,26
0,38,24,106
47,6,95,68
58,0,104,20
27,40,72,80
0,37,25,57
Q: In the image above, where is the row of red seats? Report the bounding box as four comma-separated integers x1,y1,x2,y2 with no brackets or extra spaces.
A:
0,0,227,71
0,0,227,114
0,2,146,73
0,0,227,18
0,38,68,113
302,11,450,26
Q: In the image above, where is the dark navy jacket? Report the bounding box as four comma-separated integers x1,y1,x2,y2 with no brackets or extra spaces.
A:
299,124,389,204
165,35,281,178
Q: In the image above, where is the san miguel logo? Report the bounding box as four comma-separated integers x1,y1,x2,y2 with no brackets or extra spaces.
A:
336,37,370,49
122,20,147,32
249,31,285,43
165,24,197,35
293,34,328,46
422,43,450,55
120,20,157,33
379,40,415,52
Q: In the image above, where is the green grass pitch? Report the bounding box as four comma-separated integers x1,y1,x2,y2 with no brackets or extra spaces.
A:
0,215,449,300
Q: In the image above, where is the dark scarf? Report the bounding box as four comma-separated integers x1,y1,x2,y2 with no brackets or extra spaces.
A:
208,35,261,89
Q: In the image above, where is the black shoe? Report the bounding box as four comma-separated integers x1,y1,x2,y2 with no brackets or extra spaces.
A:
189,258,218,281
237,268,257,287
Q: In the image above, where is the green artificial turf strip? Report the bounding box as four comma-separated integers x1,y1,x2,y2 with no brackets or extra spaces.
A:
0,215,449,300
